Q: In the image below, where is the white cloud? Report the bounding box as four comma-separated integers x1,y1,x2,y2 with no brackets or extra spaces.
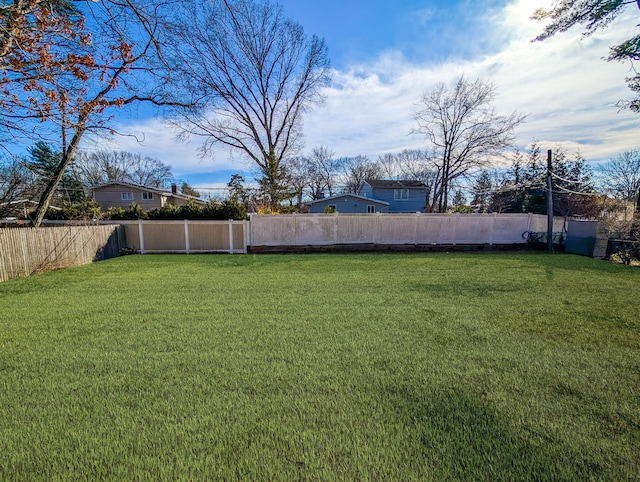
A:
303,0,639,163
81,118,253,179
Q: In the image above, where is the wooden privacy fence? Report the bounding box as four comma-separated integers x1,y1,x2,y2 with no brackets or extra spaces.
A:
112,220,248,254
0,224,125,282
249,213,561,247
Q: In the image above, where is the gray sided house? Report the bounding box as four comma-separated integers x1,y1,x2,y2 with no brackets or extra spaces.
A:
92,182,207,211
308,194,389,214
359,180,428,213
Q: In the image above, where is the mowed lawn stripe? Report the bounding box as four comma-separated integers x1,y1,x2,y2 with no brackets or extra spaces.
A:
0,253,638,480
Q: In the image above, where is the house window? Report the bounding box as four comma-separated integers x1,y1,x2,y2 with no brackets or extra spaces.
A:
394,189,409,200
121,192,133,201
367,205,376,213
142,192,153,200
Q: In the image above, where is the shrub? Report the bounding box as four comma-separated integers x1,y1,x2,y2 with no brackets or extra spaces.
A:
448,205,474,214
38,198,248,222
609,213,640,266
104,206,127,220
145,199,247,220
122,203,149,219
279,205,298,214
147,203,181,220
179,199,205,219
44,200,104,220
257,205,279,214
216,199,247,220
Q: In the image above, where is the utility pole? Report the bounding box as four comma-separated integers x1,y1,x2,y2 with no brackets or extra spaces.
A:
547,149,553,252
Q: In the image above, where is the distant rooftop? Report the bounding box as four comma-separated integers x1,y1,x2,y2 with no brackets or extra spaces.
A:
363,180,427,189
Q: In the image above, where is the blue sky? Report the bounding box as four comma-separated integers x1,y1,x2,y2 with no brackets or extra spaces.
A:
278,0,508,67
99,0,639,195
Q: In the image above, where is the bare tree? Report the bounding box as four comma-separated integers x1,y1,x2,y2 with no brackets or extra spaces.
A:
395,149,435,183
598,149,640,207
71,150,174,190
280,155,309,207
412,76,525,212
340,155,381,194
0,155,38,218
376,153,399,179
166,0,331,208
305,146,342,199
373,149,439,209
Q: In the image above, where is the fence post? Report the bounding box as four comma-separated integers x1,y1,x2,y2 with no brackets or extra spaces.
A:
184,220,190,254
453,214,460,246
241,221,248,254
489,213,497,246
228,220,234,254
138,219,145,254
414,212,420,244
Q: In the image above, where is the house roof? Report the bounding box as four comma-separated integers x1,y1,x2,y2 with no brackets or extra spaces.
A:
92,181,206,204
308,193,389,205
0,199,61,210
92,181,169,193
363,179,427,189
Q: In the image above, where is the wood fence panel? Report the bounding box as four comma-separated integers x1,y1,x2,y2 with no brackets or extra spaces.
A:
0,225,124,282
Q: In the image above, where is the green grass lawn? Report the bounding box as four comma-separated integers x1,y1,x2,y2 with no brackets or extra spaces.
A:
0,253,639,480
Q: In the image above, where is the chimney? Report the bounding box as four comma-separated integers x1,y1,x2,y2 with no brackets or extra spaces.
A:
171,184,178,195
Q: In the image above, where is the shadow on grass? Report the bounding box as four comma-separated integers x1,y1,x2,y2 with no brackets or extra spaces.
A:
386,386,573,481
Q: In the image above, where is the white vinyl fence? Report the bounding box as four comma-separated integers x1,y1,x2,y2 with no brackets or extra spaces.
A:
0,214,566,281
249,213,562,247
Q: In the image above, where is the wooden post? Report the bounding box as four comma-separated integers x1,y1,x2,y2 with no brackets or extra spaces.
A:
547,149,554,252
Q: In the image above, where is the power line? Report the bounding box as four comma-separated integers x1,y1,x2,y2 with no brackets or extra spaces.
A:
550,171,586,184
553,185,597,196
